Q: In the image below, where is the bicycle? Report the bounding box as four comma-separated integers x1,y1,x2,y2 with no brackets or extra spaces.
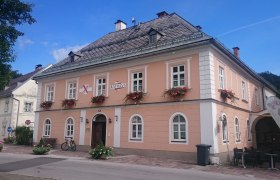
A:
61,137,76,151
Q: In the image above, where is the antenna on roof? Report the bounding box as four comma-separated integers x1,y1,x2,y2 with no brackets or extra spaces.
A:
132,17,136,26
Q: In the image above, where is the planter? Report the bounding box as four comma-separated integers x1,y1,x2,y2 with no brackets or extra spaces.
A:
62,99,76,108
220,89,235,102
40,101,53,109
91,95,106,104
124,92,145,104
164,87,188,98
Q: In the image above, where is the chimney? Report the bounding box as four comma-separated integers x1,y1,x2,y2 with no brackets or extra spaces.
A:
195,25,202,31
115,20,127,31
35,64,42,70
233,47,240,58
157,11,169,18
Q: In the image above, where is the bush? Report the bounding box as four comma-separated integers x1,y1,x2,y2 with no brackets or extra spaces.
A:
3,136,15,144
89,145,113,159
15,126,33,145
33,144,51,155
37,138,57,148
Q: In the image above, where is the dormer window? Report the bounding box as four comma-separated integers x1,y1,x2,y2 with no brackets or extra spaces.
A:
148,28,162,44
68,51,81,63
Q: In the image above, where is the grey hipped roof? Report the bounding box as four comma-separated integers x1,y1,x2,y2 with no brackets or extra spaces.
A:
33,12,278,93
0,68,41,98
36,13,211,77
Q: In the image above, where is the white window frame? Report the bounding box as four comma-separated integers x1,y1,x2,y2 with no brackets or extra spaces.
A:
222,114,229,143
165,58,191,89
45,83,55,102
247,120,252,141
66,79,78,100
127,66,147,93
65,117,74,138
96,77,106,96
171,64,185,88
128,114,144,142
234,117,241,143
219,66,225,89
43,119,51,137
131,72,143,92
93,73,109,97
241,80,247,100
255,88,259,106
24,102,33,112
169,112,188,144
4,100,9,112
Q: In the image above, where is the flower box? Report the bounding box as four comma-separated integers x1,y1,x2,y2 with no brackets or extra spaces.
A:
40,101,53,109
164,87,188,98
124,92,145,104
91,95,106,104
62,99,76,108
220,89,235,102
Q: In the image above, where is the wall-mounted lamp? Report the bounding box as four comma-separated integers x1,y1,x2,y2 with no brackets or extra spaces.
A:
115,115,118,122
86,119,89,124
108,118,112,123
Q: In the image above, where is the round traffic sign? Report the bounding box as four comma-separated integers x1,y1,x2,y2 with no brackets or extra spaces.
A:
7,127,13,133
25,120,31,125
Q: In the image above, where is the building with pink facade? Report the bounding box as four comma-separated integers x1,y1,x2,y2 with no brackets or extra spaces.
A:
33,11,279,162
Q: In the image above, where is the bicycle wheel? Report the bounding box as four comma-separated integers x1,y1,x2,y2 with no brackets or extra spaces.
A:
71,142,76,151
61,142,68,151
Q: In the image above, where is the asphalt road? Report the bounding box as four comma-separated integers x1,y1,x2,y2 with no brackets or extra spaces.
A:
0,153,264,180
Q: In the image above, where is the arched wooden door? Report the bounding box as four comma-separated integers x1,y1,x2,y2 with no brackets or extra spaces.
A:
91,114,106,148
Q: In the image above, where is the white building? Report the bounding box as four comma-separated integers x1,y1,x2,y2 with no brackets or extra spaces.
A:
0,65,51,139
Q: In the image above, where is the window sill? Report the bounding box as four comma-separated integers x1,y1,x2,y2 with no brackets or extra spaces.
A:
171,141,187,143
130,139,142,141
242,99,248,103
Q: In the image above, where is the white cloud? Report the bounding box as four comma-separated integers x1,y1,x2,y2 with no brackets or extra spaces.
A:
18,37,34,48
52,43,88,62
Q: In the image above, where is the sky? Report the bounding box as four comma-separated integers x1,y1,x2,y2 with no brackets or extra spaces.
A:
12,0,280,75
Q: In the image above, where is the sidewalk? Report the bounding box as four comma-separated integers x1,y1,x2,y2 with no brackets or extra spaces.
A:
1,144,280,180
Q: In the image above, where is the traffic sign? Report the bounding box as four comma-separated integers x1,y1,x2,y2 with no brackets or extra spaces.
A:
7,127,13,133
25,120,31,125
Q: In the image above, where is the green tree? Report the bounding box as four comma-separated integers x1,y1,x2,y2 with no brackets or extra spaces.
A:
0,0,35,90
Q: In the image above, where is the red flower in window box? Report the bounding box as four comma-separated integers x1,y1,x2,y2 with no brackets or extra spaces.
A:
91,95,106,104
164,87,188,98
40,101,53,109
62,99,76,108
220,89,235,102
124,92,145,104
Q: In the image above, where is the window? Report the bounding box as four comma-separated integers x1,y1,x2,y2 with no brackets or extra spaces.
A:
171,114,187,142
4,100,9,112
44,119,51,137
24,102,33,112
130,115,143,140
222,115,228,143
67,81,77,99
219,66,224,89
96,78,106,96
234,118,240,142
255,88,259,106
241,81,247,100
65,118,74,137
171,65,185,87
2,123,6,136
247,120,252,141
46,84,54,101
132,72,143,92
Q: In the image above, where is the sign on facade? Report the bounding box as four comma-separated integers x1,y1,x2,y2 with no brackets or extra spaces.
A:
266,96,280,128
110,81,126,90
79,84,93,94
7,127,13,133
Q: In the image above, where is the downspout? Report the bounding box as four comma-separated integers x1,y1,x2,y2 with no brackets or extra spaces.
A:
11,95,20,128
261,86,266,110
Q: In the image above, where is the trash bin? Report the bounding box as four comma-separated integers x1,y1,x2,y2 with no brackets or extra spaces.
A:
196,144,211,166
